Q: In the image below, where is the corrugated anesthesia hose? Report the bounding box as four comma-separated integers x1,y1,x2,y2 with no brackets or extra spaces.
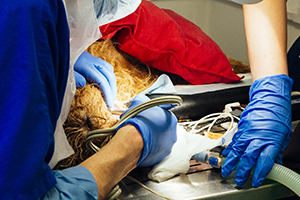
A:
267,163,300,197
193,152,300,197
220,157,300,197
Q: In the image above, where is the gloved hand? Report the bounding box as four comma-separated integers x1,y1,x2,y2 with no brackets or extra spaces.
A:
74,51,117,108
115,94,178,167
221,74,293,188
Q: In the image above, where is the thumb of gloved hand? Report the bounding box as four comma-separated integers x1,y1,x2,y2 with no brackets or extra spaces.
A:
74,71,86,88
74,51,117,108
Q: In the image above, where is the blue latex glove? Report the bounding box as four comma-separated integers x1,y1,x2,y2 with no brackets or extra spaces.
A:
74,51,117,108
221,74,293,188
116,94,178,167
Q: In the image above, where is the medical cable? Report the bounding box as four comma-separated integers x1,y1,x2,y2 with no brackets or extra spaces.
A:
104,185,122,200
126,176,174,200
179,112,239,136
189,107,300,197
85,95,183,154
105,108,233,200
85,95,182,200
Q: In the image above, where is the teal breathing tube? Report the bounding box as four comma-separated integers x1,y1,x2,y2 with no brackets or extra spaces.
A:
193,151,300,197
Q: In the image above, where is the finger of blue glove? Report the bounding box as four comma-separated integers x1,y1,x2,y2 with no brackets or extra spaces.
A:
74,71,86,88
92,59,117,97
221,128,243,173
252,144,280,188
221,141,246,178
234,139,264,187
74,51,117,108
86,66,117,108
158,103,178,110
222,142,234,157
275,134,291,165
222,127,243,157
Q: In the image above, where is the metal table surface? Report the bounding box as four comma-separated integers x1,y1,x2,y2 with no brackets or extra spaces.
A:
117,78,299,200
117,161,297,200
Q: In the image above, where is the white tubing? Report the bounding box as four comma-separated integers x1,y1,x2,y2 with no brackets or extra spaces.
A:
218,157,300,196
267,163,300,197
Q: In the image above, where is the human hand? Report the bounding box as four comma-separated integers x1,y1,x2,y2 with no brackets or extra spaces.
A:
116,94,178,167
221,74,293,188
74,51,117,108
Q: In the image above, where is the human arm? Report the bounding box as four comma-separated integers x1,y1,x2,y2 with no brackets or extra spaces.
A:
43,99,177,200
221,0,293,188
74,51,117,108
80,94,178,199
243,0,288,80
38,125,142,200
79,125,143,200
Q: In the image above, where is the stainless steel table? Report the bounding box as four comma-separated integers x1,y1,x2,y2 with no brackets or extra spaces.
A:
118,162,297,200
117,83,300,200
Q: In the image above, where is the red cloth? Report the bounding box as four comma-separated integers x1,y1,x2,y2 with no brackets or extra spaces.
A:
100,0,241,85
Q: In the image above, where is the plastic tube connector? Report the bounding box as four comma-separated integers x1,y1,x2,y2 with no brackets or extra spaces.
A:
192,151,209,163
208,156,221,168
193,151,222,168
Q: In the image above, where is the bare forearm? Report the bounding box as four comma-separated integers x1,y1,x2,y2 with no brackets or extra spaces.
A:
79,125,143,200
243,0,288,81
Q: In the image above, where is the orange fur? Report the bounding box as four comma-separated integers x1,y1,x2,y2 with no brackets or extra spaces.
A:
55,39,159,169
56,39,247,169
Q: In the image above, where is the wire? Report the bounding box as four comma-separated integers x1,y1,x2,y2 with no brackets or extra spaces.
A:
179,112,239,136
91,99,240,200
85,95,183,154
215,116,233,125
126,176,174,200
86,95,182,200
104,185,122,200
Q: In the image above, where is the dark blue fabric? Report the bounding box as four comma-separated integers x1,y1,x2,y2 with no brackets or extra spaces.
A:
0,0,69,199
288,36,300,92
